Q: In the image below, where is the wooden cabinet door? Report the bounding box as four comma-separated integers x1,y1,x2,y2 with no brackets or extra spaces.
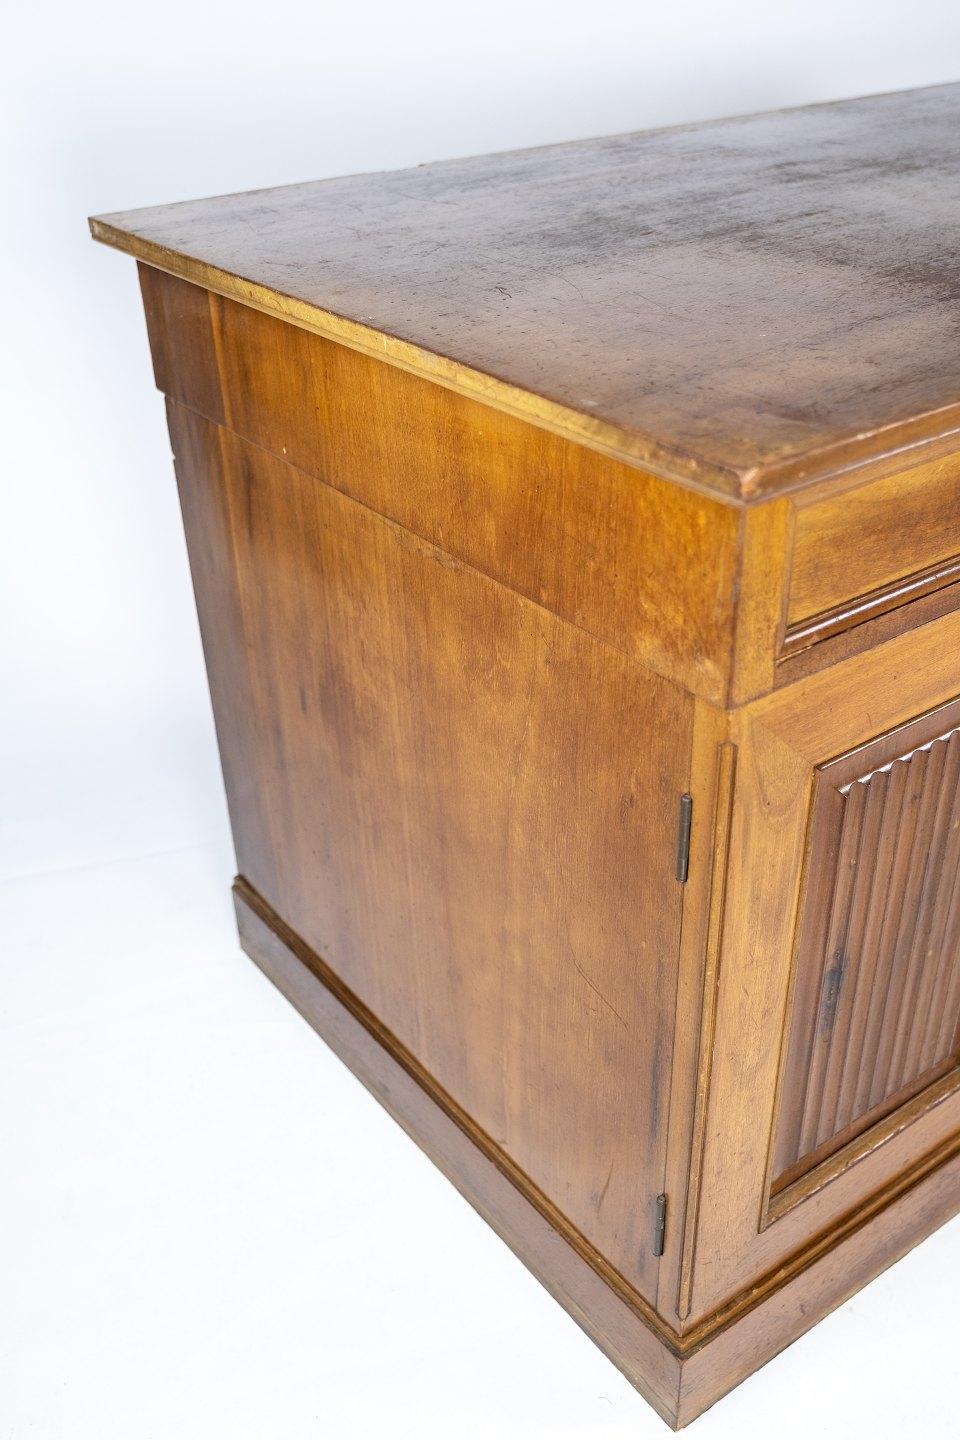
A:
771,704,960,1195
685,611,960,1324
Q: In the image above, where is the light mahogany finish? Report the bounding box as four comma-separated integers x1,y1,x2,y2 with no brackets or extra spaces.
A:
139,267,741,705
92,85,960,1427
787,456,960,629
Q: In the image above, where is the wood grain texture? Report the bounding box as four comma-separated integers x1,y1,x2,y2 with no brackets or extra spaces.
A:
142,263,960,702
93,84,960,499
94,102,960,1424
775,570,960,685
687,615,960,1321
729,500,791,703
655,701,732,1329
773,711,960,1185
168,397,692,1300
675,1124,960,1427
233,881,687,1428
675,742,737,1323
781,558,960,660
787,453,960,627
142,265,741,704
235,872,960,1430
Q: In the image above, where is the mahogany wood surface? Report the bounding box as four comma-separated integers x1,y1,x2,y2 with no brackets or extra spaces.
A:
93,83,960,501
786,454,960,628
169,395,690,1299
140,266,742,705
235,875,960,1431
92,85,960,1427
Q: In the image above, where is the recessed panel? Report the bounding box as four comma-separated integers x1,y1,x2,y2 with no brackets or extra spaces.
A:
773,701,960,1189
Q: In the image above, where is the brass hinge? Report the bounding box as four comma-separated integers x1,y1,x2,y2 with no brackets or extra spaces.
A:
653,1193,667,1257
675,793,693,883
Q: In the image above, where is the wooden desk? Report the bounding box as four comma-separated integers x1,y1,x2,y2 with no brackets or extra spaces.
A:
91,83,960,1427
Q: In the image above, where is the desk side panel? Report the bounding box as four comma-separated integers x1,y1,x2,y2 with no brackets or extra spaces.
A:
165,394,694,1305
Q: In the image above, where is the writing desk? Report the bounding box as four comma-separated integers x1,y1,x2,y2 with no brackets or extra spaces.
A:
91,83,960,1425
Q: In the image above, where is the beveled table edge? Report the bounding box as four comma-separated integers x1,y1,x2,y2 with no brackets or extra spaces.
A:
89,218,960,507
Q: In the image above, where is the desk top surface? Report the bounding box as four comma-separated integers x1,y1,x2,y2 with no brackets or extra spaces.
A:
92,83,960,501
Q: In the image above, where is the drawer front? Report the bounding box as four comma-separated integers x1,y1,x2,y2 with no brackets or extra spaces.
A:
782,454,960,660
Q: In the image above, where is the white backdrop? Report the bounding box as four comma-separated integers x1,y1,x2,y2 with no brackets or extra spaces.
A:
5,8,960,1439
4,0,960,882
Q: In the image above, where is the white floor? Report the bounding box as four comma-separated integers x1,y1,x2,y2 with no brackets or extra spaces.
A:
3,842,959,1439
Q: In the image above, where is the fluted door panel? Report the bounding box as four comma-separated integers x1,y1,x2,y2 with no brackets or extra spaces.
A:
773,701,960,1189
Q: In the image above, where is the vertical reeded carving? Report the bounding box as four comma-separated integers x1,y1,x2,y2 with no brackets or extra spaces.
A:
773,708,960,1187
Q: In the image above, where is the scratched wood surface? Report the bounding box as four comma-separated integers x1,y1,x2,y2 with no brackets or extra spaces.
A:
91,89,960,1423
93,84,960,498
